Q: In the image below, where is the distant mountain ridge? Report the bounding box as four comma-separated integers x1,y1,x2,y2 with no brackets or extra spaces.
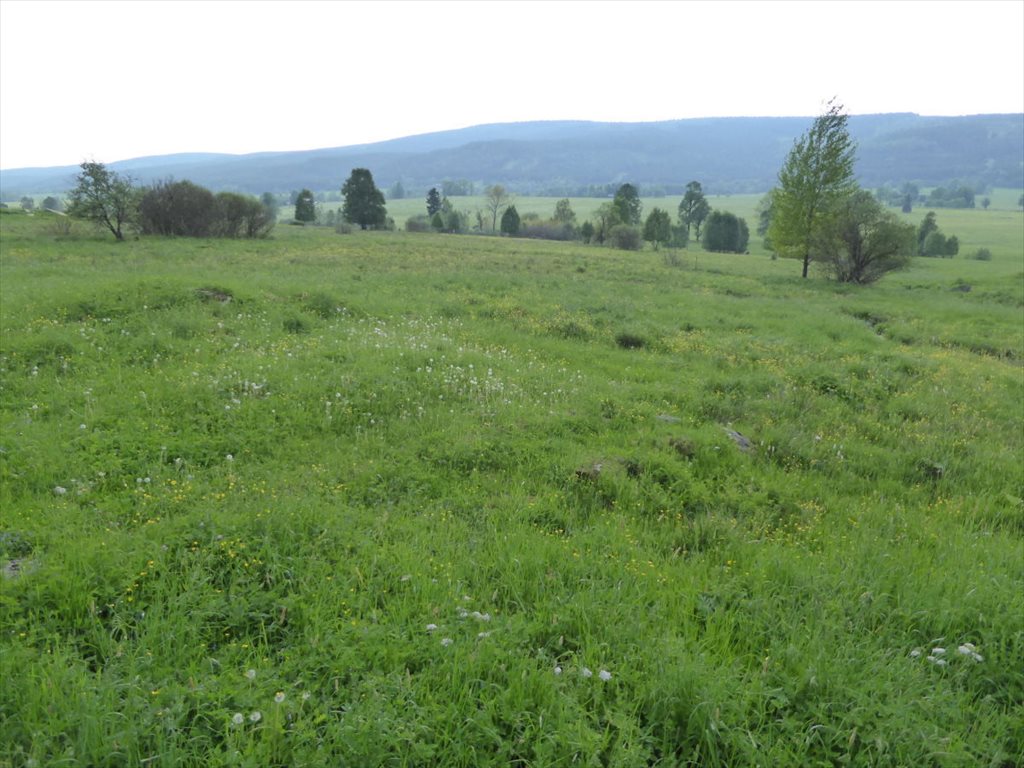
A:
2,114,1021,198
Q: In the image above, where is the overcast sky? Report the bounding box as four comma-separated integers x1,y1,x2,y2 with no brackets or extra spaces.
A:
1,0,1022,170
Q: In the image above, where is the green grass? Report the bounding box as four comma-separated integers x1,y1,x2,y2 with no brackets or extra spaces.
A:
1,209,1022,766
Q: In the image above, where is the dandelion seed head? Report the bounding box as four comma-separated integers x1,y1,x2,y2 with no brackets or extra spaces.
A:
581,667,593,678
249,711,262,722
274,691,285,704
232,713,244,725
599,669,612,681
553,666,562,675
245,669,256,680
301,691,311,701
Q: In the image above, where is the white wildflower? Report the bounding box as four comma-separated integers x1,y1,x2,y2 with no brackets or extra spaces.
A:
249,711,262,722
599,669,612,681
245,669,256,680
477,631,491,639
909,649,921,658
274,691,285,704
926,656,947,667
553,666,562,675
226,454,234,462
53,486,67,495
931,647,946,656
581,667,593,678
231,712,244,725
301,691,311,701
425,623,438,632
441,637,453,647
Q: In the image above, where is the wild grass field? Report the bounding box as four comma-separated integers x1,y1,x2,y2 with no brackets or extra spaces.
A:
1,207,1022,767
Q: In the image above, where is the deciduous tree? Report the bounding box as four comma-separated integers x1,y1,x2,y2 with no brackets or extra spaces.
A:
341,168,387,230
642,207,671,250
484,184,512,232
702,210,749,253
768,99,857,277
66,161,138,241
814,190,914,283
677,181,709,239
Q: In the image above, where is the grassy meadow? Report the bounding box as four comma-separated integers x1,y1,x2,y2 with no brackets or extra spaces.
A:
1,206,1022,767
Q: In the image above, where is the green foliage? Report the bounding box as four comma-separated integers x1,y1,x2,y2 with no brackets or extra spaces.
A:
66,161,139,241
294,189,316,223
553,198,577,225
500,204,520,236
426,187,442,217
19,196,35,211
41,196,62,212
813,190,915,283
612,183,642,226
642,207,672,249
918,211,959,257
769,100,858,277
608,223,642,250
388,180,405,200
678,180,711,239
341,169,387,230
579,220,595,244
702,210,750,253
926,185,976,209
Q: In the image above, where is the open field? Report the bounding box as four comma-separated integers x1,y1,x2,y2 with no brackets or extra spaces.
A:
1,209,1022,766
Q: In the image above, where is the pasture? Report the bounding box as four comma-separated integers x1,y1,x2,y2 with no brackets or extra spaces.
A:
1,207,1022,766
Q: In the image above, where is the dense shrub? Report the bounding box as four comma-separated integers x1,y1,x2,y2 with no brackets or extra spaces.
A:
971,247,993,261
608,224,642,250
139,180,273,238
405,214,432,232
702,210,749,253
520,219,577,241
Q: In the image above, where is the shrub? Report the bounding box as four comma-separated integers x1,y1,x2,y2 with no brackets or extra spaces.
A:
405,215,431,232
608,224,642,251
520,220,576,241
971,247,993,261
702,211,749,253
615,331,647,349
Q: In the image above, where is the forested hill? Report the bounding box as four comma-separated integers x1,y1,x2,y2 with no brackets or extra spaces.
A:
3,113,1021,197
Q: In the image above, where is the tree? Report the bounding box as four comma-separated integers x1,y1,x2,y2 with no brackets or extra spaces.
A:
484,184,512,232
41,196,62,212
814,190,914,283
294,189,316,222
768,99,857,277
702,210,749,253
139,179,217,236
755,190,776,249
500,205,521,236
677,181,709,239
642,207,672,250
426,187,442,217
20,196,35,211
593,203,618,244
388,181,405,200
1018,193,1024,209
981,197,990,210
916,211,938,255
608,224,642,251
341,168,387,230
553,198,577,226
580,220,595,244
261,192,279,221
612,183,642,226
66,161,138,241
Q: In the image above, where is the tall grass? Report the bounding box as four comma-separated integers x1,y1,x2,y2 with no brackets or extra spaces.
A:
1,208,1022,766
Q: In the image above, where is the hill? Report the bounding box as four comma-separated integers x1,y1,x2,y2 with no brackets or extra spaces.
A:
2,113,1022,198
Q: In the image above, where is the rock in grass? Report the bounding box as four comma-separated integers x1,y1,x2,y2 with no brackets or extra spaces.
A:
724,429,753,453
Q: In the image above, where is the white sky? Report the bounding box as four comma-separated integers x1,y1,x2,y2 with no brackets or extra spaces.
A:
1,0,1022,169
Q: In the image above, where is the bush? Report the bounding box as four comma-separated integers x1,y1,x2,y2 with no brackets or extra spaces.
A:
615,331,647,349
608,224,642,251
520,220,577,241
702,210,749,253
335,221,354,235
405,215,431,233
971,248,993,261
